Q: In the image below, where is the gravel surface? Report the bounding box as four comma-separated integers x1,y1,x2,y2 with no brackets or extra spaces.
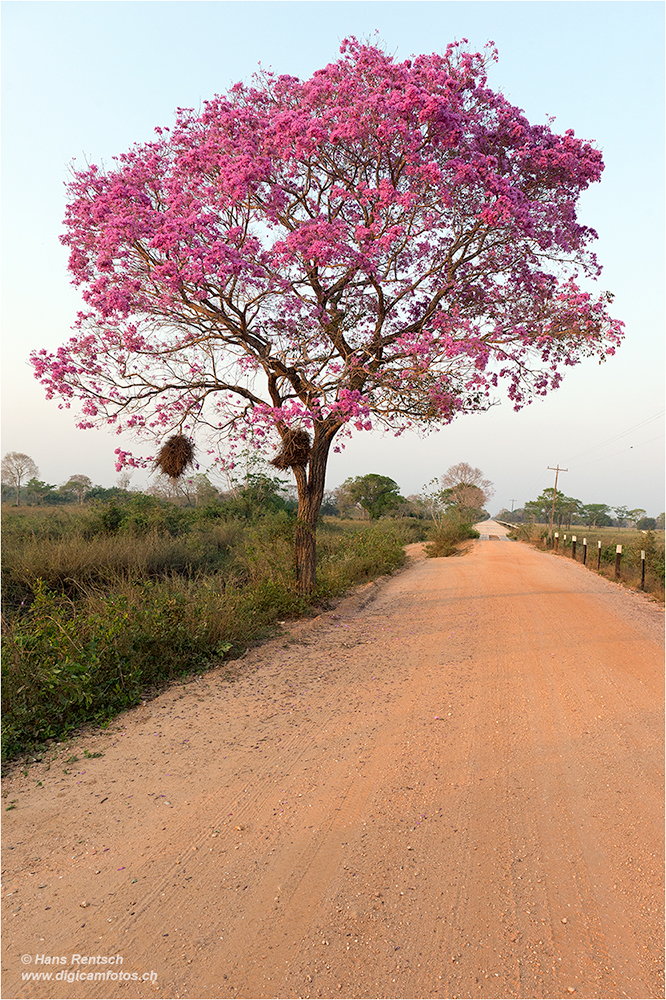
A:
3,535,663,1000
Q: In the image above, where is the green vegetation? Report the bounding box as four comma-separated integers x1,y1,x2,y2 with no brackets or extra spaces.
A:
335,474,404,520
424,515,480,557
2,495,426,761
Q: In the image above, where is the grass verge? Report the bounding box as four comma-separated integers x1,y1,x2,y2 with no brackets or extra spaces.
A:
2,507,426,761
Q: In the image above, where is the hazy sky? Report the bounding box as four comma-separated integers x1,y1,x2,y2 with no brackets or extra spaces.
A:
2,1,664,515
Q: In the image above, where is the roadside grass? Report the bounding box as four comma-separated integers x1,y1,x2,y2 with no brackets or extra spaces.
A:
1,505,426,761
510,524,665,601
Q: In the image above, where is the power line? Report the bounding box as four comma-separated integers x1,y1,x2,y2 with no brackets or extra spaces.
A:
518,466,550,505
571,433,665,468
567,410,665,463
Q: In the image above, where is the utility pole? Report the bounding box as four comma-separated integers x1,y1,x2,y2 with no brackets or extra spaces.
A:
547,465,568,533
510,499,516,511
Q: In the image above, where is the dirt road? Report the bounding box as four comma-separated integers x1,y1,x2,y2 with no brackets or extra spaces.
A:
3,528,664,1000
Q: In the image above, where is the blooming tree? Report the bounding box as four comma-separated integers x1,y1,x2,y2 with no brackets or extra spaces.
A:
32,38,623,591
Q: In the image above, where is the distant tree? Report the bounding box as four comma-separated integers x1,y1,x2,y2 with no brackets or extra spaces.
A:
25,478,69,506
442,463,494,519
146,474,193,506
637,517,657,531
158,472,220,507
524,489,581,528
336,474,404,520
656,513,665,530
627,508,647,528
579,502,612,527
31,39,623,592
423,463,494,524
497,507,525,524
116,471,134,492
559,495,583,528
86,484,134,502
1,452,39,505
181,473,219,507
440,463,493,497
523,493,549,524
319,491,340,517
420,482,449,526
613,504,630,527
221,473,293,520
395,494,429,519
61,474,93,505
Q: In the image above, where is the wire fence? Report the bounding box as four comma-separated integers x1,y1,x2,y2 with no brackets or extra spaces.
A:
501,523,665,600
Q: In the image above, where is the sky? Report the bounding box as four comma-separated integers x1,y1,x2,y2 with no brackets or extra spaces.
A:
2,0,664,516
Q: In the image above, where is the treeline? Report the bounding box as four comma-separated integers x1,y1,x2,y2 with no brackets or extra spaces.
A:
498,488,663,531
1,450,494,526
1,478,136,506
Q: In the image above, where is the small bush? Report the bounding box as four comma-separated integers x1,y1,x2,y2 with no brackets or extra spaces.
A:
508,523,547,544
425,518,479,557
316,522,409,593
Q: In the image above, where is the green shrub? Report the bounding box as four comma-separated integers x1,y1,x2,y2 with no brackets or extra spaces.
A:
316,522,407,592
425,518,479,557
1,574,305,760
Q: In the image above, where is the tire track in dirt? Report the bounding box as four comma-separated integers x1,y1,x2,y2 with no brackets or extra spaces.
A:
3,536,663,1000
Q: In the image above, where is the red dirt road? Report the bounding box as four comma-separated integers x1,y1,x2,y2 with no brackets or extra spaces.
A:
2,532,664,1000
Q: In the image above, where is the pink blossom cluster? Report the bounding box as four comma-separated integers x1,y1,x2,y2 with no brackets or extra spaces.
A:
32,37,622,472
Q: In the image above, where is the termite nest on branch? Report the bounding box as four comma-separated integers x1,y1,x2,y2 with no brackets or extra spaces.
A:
270,429,311,469
154,434,195,479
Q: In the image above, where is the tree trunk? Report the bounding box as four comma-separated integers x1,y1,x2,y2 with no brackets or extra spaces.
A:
294,494,319,595
291,423,338,595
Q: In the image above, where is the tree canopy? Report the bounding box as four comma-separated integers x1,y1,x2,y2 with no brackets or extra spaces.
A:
62,474,93,505
336,474,403,520
422,462,493,524
31,38,623,590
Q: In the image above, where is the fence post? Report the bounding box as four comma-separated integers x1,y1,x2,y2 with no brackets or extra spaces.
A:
583,538,587,565
641,549,646,590
615,544,622,578
554,532,559,551
597,540,602,570
571,535,577,560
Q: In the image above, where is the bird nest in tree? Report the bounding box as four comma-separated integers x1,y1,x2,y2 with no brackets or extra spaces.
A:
270,429,311,469
154,435,195,479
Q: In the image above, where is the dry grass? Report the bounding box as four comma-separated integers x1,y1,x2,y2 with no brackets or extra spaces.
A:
3,524,244,610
